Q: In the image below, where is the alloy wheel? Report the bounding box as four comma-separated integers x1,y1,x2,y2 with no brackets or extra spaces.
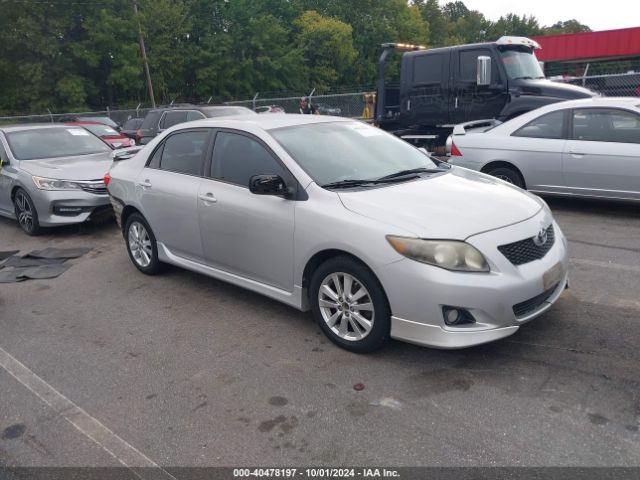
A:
318,272,375,341
15,192,34,232
128,221,153,267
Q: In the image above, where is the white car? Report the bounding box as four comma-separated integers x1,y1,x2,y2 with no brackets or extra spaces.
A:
447,97,640,202
107,115,568,352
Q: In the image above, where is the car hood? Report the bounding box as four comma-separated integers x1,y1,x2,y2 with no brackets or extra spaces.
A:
19,152,113,180
338,168,543,239
515,78,596,99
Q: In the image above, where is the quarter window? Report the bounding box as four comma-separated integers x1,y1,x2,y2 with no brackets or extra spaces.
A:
572,108,640,144
512,111,565,139
211,132,287,187
157,131,208,176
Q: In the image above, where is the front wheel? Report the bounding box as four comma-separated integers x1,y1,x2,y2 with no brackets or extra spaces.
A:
13,188,41,235
310,256,390,353
124,213,163,275
486,166,524,189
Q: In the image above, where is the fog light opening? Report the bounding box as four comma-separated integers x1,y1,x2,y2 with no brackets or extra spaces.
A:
442,306,476,326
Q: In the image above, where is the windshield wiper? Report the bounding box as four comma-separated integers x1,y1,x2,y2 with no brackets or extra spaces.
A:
322,179,379,189
376,166,449,181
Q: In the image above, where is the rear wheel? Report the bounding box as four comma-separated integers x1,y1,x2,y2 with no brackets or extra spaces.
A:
125,213,163,275
486,166,524,188
310,256,390,353
13,188,41,235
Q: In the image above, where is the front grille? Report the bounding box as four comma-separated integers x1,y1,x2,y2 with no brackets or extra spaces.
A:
498,224,555,266
79,182,108,195
513,283,559,318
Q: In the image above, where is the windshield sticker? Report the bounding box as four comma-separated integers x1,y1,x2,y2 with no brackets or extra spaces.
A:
66,129,90,136
346,124,384,137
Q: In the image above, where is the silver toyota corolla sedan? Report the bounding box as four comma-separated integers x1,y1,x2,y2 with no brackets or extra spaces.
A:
0,124,114,234
448,97,640,202
107,115,569,352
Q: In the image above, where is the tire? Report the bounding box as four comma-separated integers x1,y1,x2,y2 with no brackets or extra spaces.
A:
13,188,41,235
124,213,163,275
310,256,390,353
486,166,524,188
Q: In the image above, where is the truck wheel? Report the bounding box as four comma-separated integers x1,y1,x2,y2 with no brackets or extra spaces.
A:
486,166,524,189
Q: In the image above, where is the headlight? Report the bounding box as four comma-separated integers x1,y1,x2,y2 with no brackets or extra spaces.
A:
32,176,81,190
386,236,490,272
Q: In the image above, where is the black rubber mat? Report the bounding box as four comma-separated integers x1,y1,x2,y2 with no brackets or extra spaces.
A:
25,247,92,259
2,256,68,268
0,250,20,261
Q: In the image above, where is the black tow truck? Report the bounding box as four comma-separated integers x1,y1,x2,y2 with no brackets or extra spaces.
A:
375,36,596,149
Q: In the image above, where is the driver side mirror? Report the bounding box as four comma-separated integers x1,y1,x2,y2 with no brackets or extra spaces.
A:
249,174,292,198
477,56,491,87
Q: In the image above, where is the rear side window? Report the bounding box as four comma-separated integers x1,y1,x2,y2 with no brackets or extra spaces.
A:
161,111,188,129
187,110,206,121
140,111,161,130
572,108,640,144
459,49,498,83
157,131,208,176
512,111,566,139
210,132,287,187
412,54,442,85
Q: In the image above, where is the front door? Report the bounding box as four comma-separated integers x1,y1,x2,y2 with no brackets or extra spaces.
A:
451,47,507,124
0,136,15,216
198,130,295,291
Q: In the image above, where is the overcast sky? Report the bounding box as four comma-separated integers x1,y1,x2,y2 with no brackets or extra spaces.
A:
459,0,640,32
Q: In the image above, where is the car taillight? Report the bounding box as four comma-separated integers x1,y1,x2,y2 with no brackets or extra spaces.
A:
103,173,110,187
450,141,462,156
135,129,141,142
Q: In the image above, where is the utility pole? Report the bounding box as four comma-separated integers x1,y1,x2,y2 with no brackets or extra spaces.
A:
133,0,156,108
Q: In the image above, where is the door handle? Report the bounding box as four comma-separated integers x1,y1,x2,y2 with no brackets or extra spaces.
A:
137,180,152,188
198,193,217,203
569,150,585,156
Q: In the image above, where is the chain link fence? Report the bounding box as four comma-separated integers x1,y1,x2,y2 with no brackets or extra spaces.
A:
1,72,638,126
554,72,640,97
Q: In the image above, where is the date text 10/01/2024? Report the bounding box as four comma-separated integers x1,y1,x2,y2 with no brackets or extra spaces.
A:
232,468,401,478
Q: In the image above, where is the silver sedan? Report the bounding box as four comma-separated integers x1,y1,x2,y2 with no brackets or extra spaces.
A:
107,115,568,352
448,97,640,202
0,124,114,235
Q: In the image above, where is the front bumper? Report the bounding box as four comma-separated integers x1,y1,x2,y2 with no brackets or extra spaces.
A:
375,211,569,349
31,189,112,226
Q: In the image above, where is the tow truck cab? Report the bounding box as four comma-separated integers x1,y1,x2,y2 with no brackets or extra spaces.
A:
375,36,596,145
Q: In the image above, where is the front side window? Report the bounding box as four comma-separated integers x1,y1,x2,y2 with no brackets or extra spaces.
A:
6,127,112,160
270,121,439,186
459,49,498,83
572,108,640,144
158,131,208,176
161,111,188,129
512,111,566,139
211,132,287,187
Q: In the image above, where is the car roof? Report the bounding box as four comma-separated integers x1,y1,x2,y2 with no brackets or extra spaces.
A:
544,97,640,110
148,104,251,113
0,123,88,133
181,114,353,131
65,121,104,125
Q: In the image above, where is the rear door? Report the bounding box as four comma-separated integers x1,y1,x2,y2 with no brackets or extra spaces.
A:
451,47,507,124
137,128,212,262
402,51,449,126
197,130,296,290
563,108,640,200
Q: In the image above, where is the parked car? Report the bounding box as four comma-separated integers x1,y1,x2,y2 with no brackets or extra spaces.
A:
107,115,568,352
447,97,640,202
66,121,135,148
255,105,285,114
136,104,256,144
315,103,342,115
74,116,121,131
0,124,114,235
121,117,144,140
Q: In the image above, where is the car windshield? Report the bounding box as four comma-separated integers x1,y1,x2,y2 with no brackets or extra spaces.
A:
79,116,119,128
6,127,112,160
500,48,544,80
270,121,441,187
81,124,120,136
123,118,143,129
203,107,257,117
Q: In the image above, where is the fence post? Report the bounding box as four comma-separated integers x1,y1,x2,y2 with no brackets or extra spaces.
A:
47,109,53,123
252,92,259,111
136,103,141,117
